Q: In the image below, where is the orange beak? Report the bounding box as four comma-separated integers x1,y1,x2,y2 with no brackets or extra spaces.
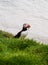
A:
26,24,31,28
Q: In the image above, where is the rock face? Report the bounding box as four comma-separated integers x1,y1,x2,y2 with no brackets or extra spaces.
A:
0,0,48,43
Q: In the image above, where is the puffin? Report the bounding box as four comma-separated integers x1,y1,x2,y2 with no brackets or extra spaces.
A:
14,23,31,38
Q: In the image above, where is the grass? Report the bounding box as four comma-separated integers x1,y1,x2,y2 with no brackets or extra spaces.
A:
0,30,48,65
0,30,13,38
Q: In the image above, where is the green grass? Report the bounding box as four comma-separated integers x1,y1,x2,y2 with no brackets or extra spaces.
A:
0,30,48,65
0,30,13,38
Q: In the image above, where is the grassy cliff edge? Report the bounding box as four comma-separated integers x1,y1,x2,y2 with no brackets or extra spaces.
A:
0,30,48,65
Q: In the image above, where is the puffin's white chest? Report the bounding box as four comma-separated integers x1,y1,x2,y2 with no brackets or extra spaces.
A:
21,31,28,38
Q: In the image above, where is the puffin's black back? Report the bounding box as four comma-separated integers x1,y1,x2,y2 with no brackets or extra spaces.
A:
14,31,22,38
14,27,27,38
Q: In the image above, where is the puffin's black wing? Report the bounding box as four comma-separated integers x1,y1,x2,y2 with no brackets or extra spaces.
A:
14,31,22,38
14,27,27,38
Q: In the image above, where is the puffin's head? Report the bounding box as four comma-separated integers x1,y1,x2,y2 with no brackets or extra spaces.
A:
22,23,31,31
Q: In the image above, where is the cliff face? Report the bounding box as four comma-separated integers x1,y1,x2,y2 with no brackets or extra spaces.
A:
0,0,48,43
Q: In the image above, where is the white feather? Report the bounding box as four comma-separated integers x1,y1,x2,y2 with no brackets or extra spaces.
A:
21,31,28,38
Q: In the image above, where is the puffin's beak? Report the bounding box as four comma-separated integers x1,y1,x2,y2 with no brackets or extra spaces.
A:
26,24,31,29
